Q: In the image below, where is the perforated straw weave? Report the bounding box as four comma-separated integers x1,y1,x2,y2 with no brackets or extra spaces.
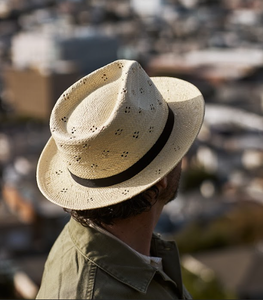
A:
37,59,205,210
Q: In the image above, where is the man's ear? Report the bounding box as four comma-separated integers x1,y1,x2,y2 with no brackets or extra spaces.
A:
155,176,168,191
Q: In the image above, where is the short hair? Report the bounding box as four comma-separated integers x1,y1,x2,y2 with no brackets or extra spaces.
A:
64,185,159,226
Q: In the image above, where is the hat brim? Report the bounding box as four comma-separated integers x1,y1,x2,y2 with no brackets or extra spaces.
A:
36,77,205,210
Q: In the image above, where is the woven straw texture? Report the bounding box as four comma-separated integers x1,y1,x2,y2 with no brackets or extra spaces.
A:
37,60,205,210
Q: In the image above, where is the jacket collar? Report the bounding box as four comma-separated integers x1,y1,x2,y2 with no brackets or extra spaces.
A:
68,218,182,295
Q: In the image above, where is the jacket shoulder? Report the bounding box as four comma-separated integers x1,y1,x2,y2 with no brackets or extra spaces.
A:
37,222,96,299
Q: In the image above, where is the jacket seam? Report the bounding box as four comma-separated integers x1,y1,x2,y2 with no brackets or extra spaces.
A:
68,224,155,293
86,264,97,299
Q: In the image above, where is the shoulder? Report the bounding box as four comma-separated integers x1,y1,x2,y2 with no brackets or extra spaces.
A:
37,220,97,299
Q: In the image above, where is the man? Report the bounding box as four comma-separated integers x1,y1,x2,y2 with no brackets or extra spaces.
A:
36,59,205,299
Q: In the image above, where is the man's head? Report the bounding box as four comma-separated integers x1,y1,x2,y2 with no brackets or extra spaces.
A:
65,160,183,226
37,60,204,212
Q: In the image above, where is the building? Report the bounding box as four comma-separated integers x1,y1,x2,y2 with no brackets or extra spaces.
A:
2,67,80,120
2,27,119,120
11,29,118,75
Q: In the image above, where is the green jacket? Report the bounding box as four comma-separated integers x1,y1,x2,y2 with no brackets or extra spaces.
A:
37,218,191,299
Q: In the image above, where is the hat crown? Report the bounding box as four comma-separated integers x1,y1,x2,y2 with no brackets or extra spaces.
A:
50,60,168,179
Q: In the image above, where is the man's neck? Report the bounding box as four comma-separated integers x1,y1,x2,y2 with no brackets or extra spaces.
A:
102,201,164,256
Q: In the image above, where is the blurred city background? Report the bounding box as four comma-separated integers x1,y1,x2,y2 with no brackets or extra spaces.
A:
0,0,263,298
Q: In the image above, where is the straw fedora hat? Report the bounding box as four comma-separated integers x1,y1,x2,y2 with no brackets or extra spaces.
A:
37,59,204,210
